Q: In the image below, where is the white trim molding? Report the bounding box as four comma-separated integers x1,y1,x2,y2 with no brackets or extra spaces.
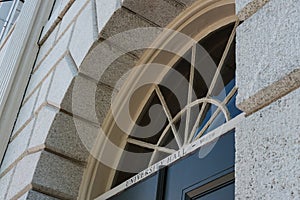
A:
0,0,55,164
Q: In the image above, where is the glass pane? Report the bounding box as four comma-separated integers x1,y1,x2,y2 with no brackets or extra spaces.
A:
130,91,168,144
193,78,241,139
111,142,153,188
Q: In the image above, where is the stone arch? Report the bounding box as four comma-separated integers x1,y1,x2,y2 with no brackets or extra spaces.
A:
44,0,236,199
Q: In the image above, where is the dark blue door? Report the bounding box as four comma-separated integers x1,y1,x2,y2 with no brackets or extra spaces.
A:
164,131,235,200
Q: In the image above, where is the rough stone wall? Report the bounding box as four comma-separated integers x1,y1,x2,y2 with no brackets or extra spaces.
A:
236,88,300,199
2,0,298,199
236,0,300,199
0,0,98,199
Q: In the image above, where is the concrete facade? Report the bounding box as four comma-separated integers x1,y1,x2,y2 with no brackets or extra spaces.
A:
235,0,300,198
0,0,299,199
236,87,300,199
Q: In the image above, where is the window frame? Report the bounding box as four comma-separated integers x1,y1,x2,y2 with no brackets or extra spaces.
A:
111,20,241,187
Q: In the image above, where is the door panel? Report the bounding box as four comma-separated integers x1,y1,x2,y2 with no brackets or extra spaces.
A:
164,131,235,200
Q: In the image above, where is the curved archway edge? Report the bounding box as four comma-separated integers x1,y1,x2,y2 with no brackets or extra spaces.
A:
73,0,236,199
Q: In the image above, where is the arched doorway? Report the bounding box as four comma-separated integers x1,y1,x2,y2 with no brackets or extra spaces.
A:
78,0,242,199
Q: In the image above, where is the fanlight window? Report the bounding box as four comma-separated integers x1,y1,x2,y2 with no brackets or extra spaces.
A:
112,22,241,187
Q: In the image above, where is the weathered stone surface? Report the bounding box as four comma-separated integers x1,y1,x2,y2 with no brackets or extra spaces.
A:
237,69,300,114
176,0,196,6
35,73,53,114
36,21,73,71
95,83,115,124
236,0,253,11
236,0,265,13
61,75,98,124
0,120,34,174
47,54,77,108
61,75,114,125
100,7,153,39
236,0,300,112
123,0,184,27
96,0,158,56
98,53,135,90
95,0,121,34
79,40,138,89
7,152,41,200
40,0,74,40
0,168,14,200
69,1,97,66
46,111,98,162
58,0,90,37
26,25,74,100
13,89,38,136
36,25,60,66
236,0,270,20
33,151,85,199
26,190,59,200
29,106,58,149
235,88,300,199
